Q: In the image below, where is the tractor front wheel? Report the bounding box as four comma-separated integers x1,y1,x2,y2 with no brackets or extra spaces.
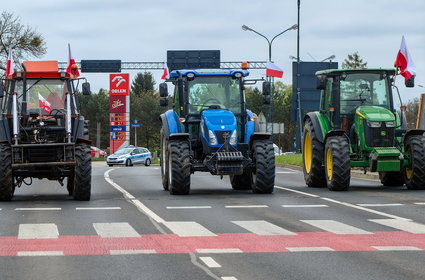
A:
303,119,326,188
160,128,169,190
251,140,275,194
324,136,350,191
73,143,92,201
168,139,191,195
0,144,14,201
404,135,425,190
230,169,253,190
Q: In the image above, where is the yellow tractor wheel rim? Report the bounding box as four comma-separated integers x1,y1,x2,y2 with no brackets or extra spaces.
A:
405,168,413,180
326,148,333,180
304,133,312,173
405,147,413,180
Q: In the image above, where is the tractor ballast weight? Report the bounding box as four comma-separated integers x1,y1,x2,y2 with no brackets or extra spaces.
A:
0,60,92,201
159,68,275,195
302,68,425,191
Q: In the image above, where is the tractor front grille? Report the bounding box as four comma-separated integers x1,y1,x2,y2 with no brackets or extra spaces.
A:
215,131,231,144
364,121,395,147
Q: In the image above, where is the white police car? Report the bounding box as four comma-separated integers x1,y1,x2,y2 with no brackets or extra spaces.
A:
107,146,152,167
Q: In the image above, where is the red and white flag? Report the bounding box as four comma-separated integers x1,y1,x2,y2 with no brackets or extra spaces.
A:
38,93,51,114
161,63,170,80
66,43,80,78
5,46,15,78
266,61,284,78
394,36,416,84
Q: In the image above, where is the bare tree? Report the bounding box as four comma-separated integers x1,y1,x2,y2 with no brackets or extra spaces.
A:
0,11,47,73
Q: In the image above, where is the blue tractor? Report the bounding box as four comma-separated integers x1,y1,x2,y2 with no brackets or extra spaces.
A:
159,68,275,195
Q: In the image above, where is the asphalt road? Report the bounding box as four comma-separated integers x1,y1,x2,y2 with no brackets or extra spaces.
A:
1,162,425,280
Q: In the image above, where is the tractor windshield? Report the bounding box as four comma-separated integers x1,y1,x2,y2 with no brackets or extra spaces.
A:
14,79,72,115
340,73,391,114
187,76,241,115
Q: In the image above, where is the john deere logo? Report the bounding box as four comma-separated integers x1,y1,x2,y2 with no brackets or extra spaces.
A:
380,131,387,136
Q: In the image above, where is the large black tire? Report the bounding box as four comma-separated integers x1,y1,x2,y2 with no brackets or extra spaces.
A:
303,118,327,188
379,172,404,187
168,139,191,195
324,136,351,191
230,169,253,190
251,140,275,194
160,128,169,190
145,158,151,166
67,174,74,196
125,159,132,167
73,143,92,200
0,144,14,201
404,135,425,190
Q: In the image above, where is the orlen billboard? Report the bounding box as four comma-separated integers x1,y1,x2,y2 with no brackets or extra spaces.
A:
110,74,130,154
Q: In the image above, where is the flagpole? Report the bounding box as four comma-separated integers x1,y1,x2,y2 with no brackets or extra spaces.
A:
296,0,303,153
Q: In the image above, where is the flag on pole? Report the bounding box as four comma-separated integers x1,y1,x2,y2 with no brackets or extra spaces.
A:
161,63,170,80
394,36,416,87
66,43,80,78
5,46,15,78
266,61,284,78
38,93,52,114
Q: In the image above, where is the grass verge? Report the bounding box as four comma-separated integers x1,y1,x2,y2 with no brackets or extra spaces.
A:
275,153,302,167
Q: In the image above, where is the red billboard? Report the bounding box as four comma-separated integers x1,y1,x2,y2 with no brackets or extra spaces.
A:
110,73,130,96
110,95,126,113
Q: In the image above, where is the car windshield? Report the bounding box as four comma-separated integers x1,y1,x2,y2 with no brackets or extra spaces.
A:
340,73,391,114
187,76,241,114
14,79,71,114
114,148,134,155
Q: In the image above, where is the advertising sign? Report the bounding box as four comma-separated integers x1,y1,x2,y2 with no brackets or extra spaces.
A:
110,73,130,154
110,95,126,113
110,73,130,96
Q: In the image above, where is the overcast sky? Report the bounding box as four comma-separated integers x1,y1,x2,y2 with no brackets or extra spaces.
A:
8,0,425,102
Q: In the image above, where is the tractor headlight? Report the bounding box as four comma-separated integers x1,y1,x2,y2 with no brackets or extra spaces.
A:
229,130,238,145
367,121,382,128
208,130,218,145
385,121,395,127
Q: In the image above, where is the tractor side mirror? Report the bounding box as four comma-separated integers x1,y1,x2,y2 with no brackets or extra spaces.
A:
316,75,327,90
159,83,168,97
405,76,415,88
262,81,271,95
0,80,4,98
263,95,271,105
160,98,168,107
82,82,91,95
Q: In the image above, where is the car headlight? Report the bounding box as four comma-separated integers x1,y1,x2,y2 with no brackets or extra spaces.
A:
208,130,218,145
229,130,237,145
385,121,395,127
367,121,381,128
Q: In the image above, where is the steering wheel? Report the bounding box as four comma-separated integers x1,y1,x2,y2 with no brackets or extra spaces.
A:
202,98,226,109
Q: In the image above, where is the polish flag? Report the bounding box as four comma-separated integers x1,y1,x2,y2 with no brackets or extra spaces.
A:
5,46,15,78
266,61,284,78
38,93,51,114
394,36,416,86
66,43,80,78
161,63,170,80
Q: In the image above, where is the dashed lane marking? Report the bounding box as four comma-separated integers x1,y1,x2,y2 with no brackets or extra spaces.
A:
93,223,140,238
76,207,121,210
15,208,61,211
164,222,216,237
286,247,334,252
199,257,222,268
18,224,59,239
414,202,425,205
17,251,64,256
166,206,212,209
221,277,238,280
369,219,425,234
301,220,372,235
372,246,422,251
232,220,295,235
282,204,329,208
357,203,403,207
224,205,268,208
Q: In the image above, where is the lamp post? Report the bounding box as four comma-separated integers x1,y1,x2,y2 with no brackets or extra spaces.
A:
242,23,298,134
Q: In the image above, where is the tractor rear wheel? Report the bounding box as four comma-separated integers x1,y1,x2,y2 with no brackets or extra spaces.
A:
251,140,275,194
160,128,169,190
73,143,92,201
379,172,405,187
0,144,14,201
230,169,253,190
404,135,425,190
168,139,191,195
303,119,326,188
67,173,74,196
324,136,350,191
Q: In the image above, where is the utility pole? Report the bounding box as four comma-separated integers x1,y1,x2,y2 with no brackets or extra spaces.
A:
296,0,303,153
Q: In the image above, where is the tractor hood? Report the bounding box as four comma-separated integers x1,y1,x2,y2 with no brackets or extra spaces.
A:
202,109,236,128
356,106,395,122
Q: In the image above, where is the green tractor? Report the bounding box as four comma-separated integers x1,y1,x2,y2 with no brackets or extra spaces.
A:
302,68,425,191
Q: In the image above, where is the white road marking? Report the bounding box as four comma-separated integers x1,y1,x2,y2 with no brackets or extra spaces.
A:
76,207,121,210
199,257,222,268
93,222,140,238
369,219,425,233
282,204,329,208
222,277,238,280
275,185,411,220
17,251,64,256
225,205,268,208
414,202,425,205
286,247,334,252
232,220,295,235
15,208,61,211
110,249,156,255
357,203,403,207
372,246,422,251
301,220,372,235
276,171,296,174
164,221,216,237
196,248,242,254
18,224,59,239
166,206,212,209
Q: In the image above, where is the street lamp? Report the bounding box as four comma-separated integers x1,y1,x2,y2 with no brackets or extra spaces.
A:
242,23,298,134
321,55,335,62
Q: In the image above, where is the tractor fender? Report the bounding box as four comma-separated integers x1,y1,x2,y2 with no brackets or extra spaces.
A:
325,129,349,143
404,129,425,140
304,112,327,143
245,110,256,142
160,110,183,139
249,132,271,147
169,133,190,141
76,138,92,145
